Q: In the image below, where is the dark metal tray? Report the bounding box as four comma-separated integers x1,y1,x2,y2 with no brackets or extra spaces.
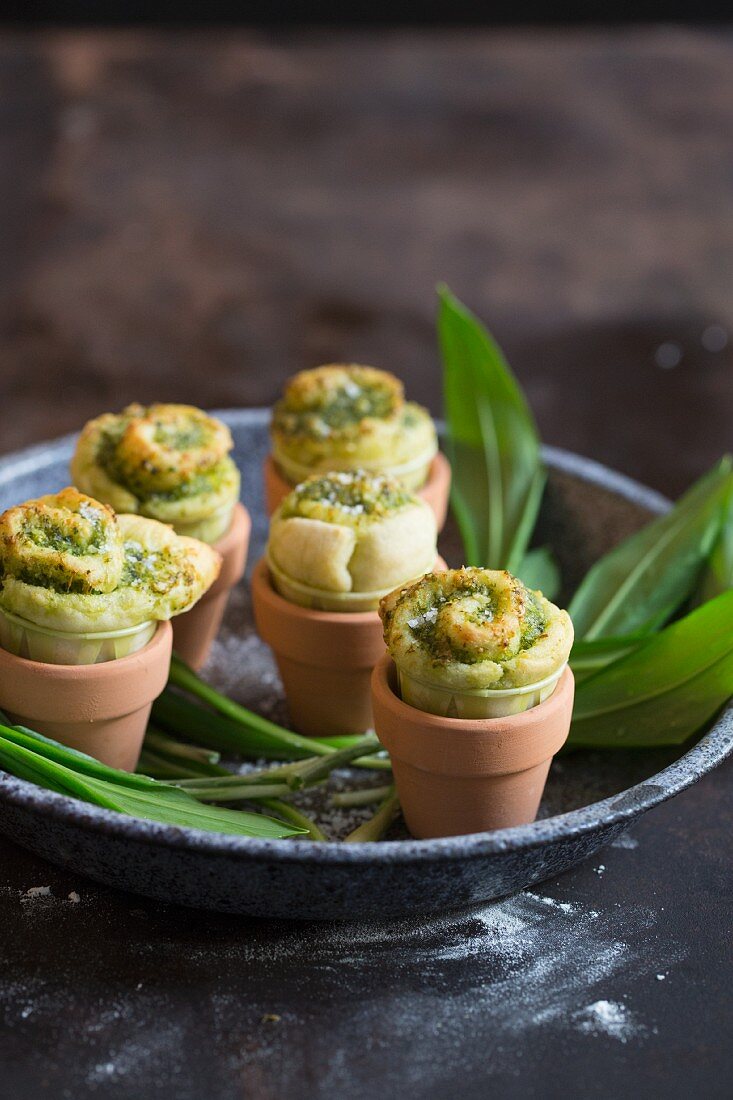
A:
0,410,730,918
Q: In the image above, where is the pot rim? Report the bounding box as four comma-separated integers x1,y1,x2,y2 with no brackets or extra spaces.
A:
0,409,731,862
373,656,574,774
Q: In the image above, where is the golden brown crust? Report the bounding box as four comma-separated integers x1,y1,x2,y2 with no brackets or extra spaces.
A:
379,567,574,690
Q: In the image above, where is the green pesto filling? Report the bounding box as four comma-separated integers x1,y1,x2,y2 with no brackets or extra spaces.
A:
281,473,413,525
142,459,233,504
98,418,232,503
520,590,547,650
274,382,397,438
153,420,209,451
120,541,183,595
2,566,102,596
403,580,547,667
27,513,107,557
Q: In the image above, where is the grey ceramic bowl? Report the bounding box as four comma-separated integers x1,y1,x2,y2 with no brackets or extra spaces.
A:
0,410,730,920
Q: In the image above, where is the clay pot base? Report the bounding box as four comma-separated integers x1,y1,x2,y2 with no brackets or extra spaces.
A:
0,622,173,771
251,559,386,736
172,502,251,671
263,451,452,531
372,656,575,839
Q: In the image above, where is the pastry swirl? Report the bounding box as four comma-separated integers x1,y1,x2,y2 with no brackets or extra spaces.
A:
380,567,573,691
271,365,437,490
267,470,438,611
0,488,123,596
0,488,221,634
71,404,240,541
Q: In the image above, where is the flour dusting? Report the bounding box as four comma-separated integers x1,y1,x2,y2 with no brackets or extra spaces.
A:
576,999,643,1042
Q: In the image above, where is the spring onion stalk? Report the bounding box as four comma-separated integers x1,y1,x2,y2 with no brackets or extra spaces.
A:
153,685,332,761
259,798,327,842
174,780,301,802
144,726,222,766
332,785,394,808
343,788,400,843
166,655,391,769
175,736,382,802
137,749,220,781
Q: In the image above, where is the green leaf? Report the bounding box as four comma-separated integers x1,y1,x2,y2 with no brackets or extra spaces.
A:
438,285,544,571
517,547,561,601
569,458,733,641
569,590,733,747
569,634,646,684
695,488,733,604
0,725,304,838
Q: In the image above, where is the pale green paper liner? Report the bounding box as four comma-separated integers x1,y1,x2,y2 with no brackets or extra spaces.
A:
266,552,436,613
0,606,157,666
396,663,567,720
167,498,236,544
272,441,438,493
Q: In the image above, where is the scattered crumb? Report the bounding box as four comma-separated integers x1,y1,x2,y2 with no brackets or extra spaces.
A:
22,886,51,899
594,865,606,876
656,973,666,981
261,1013,281,1024
68,892,80,904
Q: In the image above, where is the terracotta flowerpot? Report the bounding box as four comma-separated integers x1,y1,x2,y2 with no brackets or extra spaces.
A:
263,451,452,531
0,621,173,771
251,559,386,736
371,656,575,839
171,502,251,670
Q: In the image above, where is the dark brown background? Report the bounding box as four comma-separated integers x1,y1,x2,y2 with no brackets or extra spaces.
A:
1,27,732,1100
1,28,731,496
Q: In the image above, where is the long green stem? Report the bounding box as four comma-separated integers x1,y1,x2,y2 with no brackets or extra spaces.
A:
332,785,393,808
145,726,222,766
175,737,381,801
172,779,303,803
137,750,215,781
343,789,400,843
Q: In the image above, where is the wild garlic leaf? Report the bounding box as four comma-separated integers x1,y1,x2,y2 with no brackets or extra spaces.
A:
569,457,733,640
695,489,733,605
517,547,561,601
0,727,304,838
438,285,544,572
569,634,645,684
569,590,733,747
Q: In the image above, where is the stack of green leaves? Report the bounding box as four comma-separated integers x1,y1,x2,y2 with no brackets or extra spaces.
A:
439,285,733,749
0,717,305,837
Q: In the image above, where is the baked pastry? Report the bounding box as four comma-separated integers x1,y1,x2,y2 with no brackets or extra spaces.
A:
270,365,437,490
267,470,437,611
71,403,240,543
0,487,220,662
379,567,574,717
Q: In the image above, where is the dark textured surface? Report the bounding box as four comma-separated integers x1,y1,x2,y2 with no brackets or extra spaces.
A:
1,26,732,1097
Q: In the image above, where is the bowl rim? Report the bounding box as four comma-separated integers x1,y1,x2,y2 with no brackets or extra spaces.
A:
0,406,731,865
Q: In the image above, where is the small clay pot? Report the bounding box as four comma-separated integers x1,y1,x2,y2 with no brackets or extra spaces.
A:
171,502,251,670
251,559,386,736
263,451,452,531
371,656,575,839
0,621,173,771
